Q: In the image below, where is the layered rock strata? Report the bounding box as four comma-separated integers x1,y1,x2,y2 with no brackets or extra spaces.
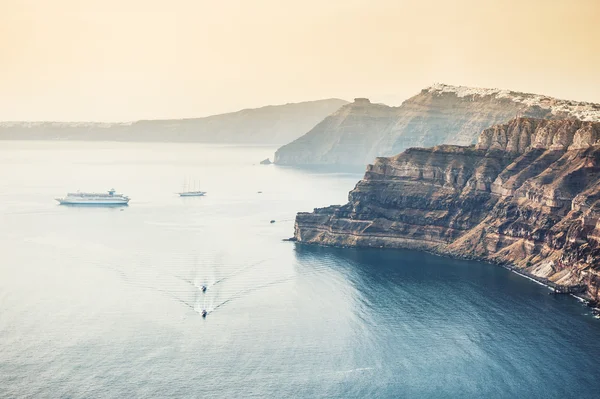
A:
294,118,600,301
275,84,600,167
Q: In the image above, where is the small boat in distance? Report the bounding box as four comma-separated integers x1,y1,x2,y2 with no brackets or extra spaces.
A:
178,178,206,197
56,189,130,206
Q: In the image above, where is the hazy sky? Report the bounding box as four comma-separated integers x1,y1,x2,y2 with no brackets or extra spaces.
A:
2,0,599,121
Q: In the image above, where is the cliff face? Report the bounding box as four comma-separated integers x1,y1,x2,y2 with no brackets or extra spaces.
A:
0,99,348,145
275,84,600,167
274,98,399,165
294,118,600,301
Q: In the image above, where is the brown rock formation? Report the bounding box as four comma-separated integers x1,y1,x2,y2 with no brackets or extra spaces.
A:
294,118,600,301
275,84,600,167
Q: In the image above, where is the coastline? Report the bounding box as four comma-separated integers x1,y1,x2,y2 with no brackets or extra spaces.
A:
500,265,598,315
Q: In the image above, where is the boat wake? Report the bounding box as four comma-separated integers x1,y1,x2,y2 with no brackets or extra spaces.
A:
176,257,274,294
210,258,274,288
338,367,375,374
209,275,295,314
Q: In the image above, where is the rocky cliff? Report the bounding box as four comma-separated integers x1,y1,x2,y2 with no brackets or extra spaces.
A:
0,99,347,145
275,98,399,165
275,84,600,167
294,118,600,301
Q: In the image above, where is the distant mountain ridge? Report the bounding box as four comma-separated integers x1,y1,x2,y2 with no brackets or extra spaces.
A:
0,99,348,145
274,84,600,166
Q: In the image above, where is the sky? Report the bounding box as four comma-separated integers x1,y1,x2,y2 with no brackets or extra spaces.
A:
1,0,599,121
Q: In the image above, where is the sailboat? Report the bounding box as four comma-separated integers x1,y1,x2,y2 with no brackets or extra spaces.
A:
178,178,206,197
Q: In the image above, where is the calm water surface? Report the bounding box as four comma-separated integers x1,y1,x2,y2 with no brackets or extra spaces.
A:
0,141,599,398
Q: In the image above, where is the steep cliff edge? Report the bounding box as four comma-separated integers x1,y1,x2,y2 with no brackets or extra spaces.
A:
294,118,600,301
275,84,600,167
0,99,348,145
274,98,399,165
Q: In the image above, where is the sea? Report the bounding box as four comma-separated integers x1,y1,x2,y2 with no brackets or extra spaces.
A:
1,141,599,398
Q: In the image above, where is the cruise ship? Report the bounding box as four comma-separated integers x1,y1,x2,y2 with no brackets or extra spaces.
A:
55,189,130,206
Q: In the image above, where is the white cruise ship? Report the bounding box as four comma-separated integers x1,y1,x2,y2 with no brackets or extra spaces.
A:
56,189,130,206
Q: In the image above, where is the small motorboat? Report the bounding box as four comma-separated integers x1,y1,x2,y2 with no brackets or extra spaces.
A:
201,285,207,293
201,309,208,318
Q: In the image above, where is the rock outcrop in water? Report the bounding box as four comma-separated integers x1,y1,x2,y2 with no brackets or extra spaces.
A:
275,84,600,167
0,99,348,145
294,117,600,301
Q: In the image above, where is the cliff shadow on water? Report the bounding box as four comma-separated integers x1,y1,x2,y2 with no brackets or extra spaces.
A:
292,243,600,321
292,243,578,307
290,243,600,397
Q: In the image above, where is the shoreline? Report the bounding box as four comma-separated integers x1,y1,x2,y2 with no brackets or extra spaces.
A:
500,265,596,311
502,266,555,290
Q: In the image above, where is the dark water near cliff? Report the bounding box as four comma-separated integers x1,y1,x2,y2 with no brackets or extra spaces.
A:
1,142,599,398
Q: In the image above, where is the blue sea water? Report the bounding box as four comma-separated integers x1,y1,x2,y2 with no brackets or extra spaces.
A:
0,141,599,398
